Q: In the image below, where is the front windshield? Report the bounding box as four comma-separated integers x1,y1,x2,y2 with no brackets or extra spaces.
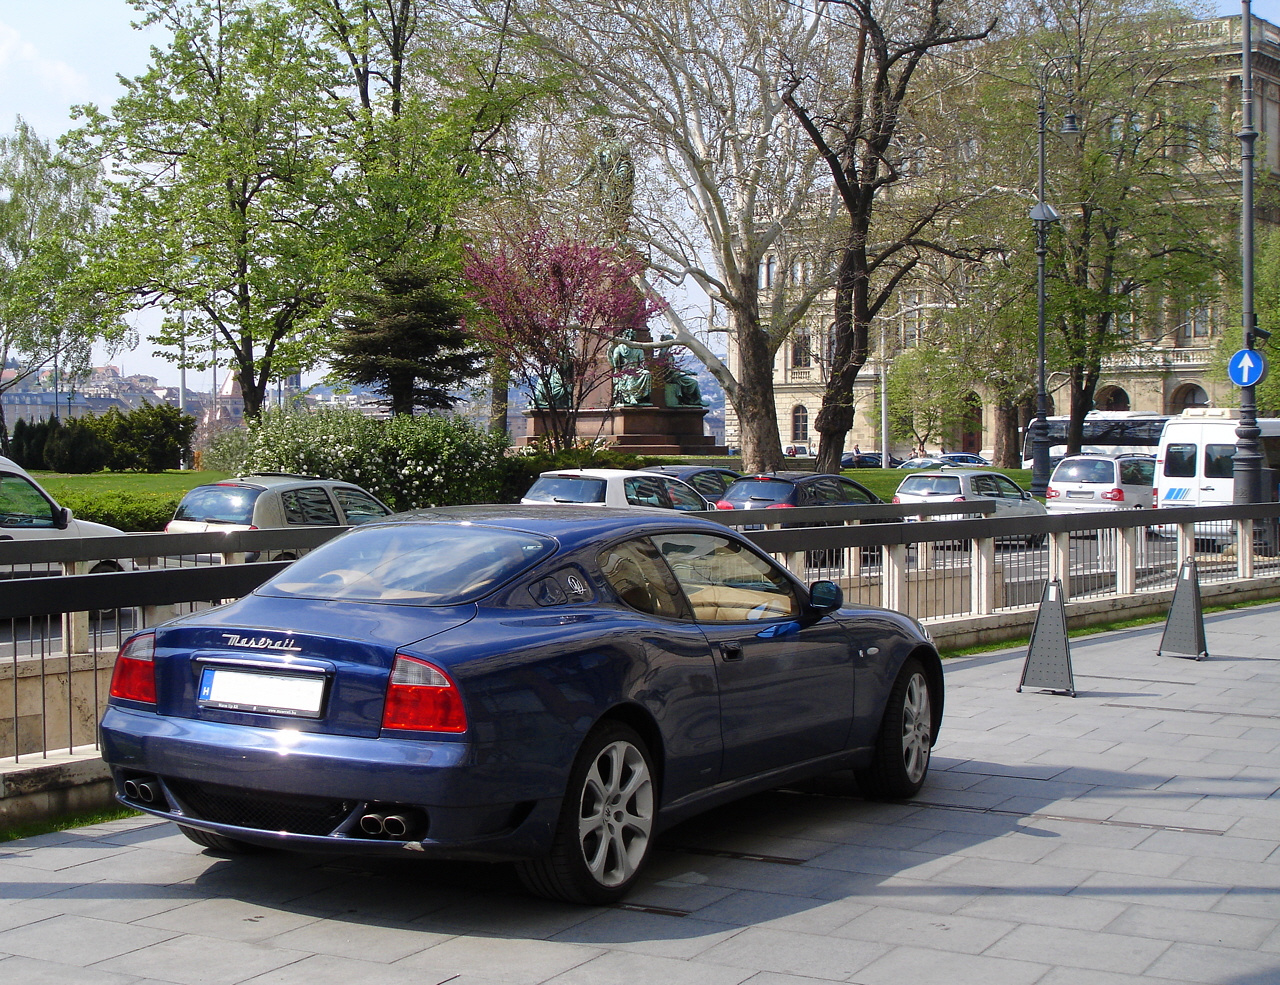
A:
260,522,557,605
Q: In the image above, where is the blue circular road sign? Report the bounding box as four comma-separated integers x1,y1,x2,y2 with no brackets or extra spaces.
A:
1227,348,1269,388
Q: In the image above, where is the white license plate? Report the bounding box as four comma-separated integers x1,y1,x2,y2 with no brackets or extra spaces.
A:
198,667,326,718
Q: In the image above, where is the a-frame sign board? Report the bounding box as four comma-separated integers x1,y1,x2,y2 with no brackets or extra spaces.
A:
1158,557,1208,661
1018,578,1076,696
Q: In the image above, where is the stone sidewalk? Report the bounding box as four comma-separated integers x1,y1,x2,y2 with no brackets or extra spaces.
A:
1,604,1278,985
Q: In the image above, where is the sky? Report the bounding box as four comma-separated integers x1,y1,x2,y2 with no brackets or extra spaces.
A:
0,0,1274,387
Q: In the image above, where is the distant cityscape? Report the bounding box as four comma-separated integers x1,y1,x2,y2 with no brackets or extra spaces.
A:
1,360,727,448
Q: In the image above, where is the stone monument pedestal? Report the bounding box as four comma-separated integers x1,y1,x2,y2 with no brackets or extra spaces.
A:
522,404,725,457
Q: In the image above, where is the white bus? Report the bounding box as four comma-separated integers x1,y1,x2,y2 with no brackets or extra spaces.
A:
1021,411,1170,468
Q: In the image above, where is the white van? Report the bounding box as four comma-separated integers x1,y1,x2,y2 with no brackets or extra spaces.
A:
1155,409,1280,544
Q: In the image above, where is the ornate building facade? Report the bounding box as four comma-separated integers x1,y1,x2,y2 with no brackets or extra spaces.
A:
724,13,1280,460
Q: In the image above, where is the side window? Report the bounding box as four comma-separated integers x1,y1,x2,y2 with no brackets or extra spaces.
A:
1204,444,1236,480
281,487,341,525
993,475,1024,499
334,487,391,525
623,476,669,509
836,479,874,504
651,532,799,623
971,474,999,497
660,478,706,512
1164,444,1197,477
1120,460,1154,486
0,474,57,528
806,477,839,505
690,472,725,498
598,540,688,618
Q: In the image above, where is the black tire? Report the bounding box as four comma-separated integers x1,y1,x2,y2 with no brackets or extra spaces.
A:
856,657,934,800
177,824,261,855
516,721,657,904
88,561,124,620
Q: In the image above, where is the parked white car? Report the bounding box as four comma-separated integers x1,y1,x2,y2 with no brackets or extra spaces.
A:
0,455,129,575
1046,454,1155,515
521,468,711,511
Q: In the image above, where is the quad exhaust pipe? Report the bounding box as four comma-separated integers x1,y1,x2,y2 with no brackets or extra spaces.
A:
122,778,158,803
358,811,418,839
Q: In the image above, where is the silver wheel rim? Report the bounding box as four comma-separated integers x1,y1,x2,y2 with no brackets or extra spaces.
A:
901,673,932,784
577,739,654,888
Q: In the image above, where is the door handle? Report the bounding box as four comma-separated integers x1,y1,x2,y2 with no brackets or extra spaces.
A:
719,640,744,661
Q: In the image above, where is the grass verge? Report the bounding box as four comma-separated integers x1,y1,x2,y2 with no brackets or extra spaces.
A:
939,592,1280,659
0,806,142,843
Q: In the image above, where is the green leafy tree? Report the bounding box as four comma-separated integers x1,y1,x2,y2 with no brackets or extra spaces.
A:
879,347,971,453
67,0,354,419
0,120,125,454
956,0,1232,454
329,267,484,415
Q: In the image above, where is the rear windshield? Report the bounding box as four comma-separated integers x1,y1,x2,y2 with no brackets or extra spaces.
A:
1051,460,1115,484
173,484,262,524
260,523,557,605
524,475,607,504
897,475,961,497
720,478,794,507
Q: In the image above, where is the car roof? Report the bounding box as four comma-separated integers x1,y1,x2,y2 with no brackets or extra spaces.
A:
906,469,993,479
536,468,675,480
732,471,822,482
368,503,733,547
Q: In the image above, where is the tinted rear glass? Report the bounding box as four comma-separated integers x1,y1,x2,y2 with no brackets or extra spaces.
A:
1051,460,1115,484
173,485,262,524
721,478,794,507
261,523,557,605
897,475,961,496
524,476,608,504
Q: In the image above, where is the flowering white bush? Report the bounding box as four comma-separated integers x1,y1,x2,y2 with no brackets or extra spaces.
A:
207,409,509,510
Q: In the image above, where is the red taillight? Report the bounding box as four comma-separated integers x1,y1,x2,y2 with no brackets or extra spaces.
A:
110,633,157,705
765,502,795,508
1102,488,1124,502
953,497,966,503
892,495,901,504
1045,487,1060,499
714,500,735,510
381,654,467,733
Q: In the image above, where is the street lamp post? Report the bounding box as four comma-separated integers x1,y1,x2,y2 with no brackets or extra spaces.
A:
1029,57,1079,498
1235,1,1263,504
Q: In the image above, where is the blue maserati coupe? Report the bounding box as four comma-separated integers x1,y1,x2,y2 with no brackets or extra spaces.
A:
101,505,943,903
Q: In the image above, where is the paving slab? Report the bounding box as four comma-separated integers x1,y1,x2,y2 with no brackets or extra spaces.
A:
1,603,1278,984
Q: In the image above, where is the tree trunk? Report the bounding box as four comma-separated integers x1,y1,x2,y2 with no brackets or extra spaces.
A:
728,300,782,473
814,247,868,474
489,357,510,435
991,398,1021,468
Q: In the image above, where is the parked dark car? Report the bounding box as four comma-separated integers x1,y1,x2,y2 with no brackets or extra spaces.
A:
840,452,901,469
714,471,882,510
101,505,942,904
639,464,741,501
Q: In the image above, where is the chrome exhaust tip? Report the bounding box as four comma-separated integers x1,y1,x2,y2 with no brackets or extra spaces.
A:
381,814,410,838
358,813,386,836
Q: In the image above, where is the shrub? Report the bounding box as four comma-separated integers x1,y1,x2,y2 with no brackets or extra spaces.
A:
220,408,511,510
58,491,180,532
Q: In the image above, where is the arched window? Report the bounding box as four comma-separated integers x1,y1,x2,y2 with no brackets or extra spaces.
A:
792,405,809,443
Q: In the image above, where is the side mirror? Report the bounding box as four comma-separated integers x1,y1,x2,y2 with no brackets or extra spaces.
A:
1021,490,1032,500
55,506,71,529
808,580,843,613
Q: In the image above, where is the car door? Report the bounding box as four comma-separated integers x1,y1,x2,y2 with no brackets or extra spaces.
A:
333,486,393,525
657,476,712,511
650,530,854,779
986,473,1041,517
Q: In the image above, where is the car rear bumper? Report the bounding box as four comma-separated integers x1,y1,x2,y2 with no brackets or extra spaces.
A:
100,705,563,861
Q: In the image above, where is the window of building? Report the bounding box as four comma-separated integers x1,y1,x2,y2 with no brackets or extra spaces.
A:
792,327,811,368
1182,305,1211,340
792,405,809,443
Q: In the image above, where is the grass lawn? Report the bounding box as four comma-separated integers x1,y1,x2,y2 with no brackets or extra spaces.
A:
842,467,1035,502
32,470,231,500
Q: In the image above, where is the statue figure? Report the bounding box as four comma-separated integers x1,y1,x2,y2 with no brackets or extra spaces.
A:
574,125,635,239
665,363,704,408
531,358,573,410
609,329,652,405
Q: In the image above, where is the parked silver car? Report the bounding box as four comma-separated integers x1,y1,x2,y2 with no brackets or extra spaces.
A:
167,473,393,561
893,469,1046,545
1046,454,1155,514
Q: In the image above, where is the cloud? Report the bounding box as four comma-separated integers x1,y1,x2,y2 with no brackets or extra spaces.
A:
0,21,90,103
